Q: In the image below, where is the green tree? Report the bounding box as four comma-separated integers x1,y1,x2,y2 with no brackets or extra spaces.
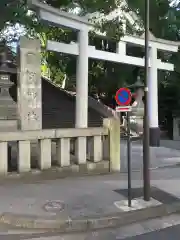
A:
128,0,180,136
4,0,180,128
0,0,128,87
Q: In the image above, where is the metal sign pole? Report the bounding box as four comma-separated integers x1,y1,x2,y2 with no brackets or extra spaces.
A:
115,87,132,207
143,0,150,201
127,111,132,207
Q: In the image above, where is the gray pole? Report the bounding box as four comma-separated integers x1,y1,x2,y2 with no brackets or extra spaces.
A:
127,111,132,207
143,0,150,201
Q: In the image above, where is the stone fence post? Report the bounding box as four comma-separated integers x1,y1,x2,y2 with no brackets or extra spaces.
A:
103,118,120,172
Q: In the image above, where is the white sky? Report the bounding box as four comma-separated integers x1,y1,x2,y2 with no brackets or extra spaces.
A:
170,0,180,6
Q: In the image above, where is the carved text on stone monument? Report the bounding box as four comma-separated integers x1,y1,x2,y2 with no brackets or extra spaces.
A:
25,69,38,85
26,52,37,65
27,111,38,121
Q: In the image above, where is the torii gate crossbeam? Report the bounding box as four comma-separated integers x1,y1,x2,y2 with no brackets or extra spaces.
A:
29,0,180,146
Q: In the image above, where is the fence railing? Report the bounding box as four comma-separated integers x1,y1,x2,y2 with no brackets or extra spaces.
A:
0,118,120,175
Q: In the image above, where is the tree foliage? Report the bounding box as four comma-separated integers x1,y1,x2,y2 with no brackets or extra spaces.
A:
128,0,180,135
2,0,180,135
0,0,128,89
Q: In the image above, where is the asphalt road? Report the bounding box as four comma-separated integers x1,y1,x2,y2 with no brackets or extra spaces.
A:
125,224,180,240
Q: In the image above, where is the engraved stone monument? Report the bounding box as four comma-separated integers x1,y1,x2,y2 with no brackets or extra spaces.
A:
17,37,42,130
0,42,17,131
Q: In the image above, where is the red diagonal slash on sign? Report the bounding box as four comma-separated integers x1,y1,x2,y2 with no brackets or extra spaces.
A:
115,88,132,106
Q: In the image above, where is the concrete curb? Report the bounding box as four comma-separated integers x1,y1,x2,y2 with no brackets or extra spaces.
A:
120,163,180,173
1,202,180,232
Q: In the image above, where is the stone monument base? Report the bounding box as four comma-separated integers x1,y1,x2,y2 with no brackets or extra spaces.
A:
0,120,18,171
0,120,17,132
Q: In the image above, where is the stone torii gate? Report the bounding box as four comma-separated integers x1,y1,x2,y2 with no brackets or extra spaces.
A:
29,0,180,147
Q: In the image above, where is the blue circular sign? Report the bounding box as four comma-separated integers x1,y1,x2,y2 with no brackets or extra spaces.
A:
115,88,131,106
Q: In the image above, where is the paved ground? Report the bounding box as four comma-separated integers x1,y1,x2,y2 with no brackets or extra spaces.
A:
120,140,180,172
0,139,180,238
161,140,180,150
0,169,174,220
0,166,178,238
0,167,179,225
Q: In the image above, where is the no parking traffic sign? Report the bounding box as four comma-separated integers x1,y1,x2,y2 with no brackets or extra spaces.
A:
115,88,132,112
115,88,132,106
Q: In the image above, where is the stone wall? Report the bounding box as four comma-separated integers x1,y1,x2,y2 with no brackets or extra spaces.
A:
42,78,103,128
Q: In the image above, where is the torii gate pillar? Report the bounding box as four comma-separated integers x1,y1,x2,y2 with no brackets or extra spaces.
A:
148,46,160,147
